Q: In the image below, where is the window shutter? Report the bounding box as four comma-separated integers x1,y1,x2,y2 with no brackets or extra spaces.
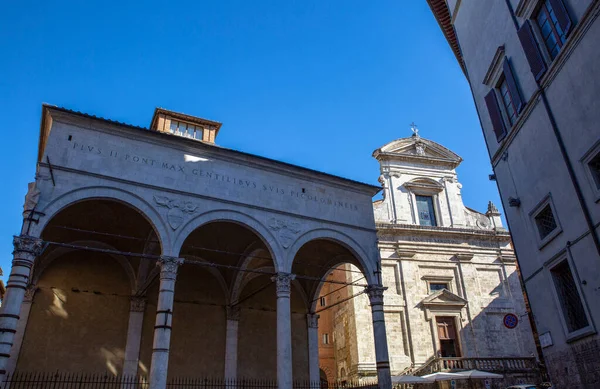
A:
518,21,547,81
484,90,507,142
502,58,525,114
549,0,572,36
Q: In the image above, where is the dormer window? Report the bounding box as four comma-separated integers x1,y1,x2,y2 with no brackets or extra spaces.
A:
169,121,204,141
150,108,222,145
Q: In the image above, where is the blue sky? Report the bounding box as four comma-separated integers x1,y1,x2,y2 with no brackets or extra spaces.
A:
0,1,501,279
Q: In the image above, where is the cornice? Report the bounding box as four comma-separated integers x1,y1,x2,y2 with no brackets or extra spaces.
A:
376,222,511,240
375,152,461,169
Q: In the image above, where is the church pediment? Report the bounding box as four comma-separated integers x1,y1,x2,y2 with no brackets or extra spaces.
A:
421,289,467,309
373,135,462,168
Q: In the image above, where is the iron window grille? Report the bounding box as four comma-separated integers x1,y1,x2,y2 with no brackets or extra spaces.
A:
534,204,557,240
550,260,589,333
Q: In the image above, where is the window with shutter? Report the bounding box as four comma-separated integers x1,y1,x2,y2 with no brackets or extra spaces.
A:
502,59,524,114
484,90,507,142
518,21,547,81
535,0,570,60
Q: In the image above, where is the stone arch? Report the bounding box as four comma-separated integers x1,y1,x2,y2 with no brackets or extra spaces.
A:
286,228,377,285
307,254,368,313
32,186,170,254
173,209,283,271
31,240,138,294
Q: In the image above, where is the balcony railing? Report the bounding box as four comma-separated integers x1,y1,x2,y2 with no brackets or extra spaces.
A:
414,357,538,376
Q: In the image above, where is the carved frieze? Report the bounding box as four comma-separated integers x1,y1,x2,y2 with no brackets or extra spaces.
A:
154,195,199,230
267,217,302,249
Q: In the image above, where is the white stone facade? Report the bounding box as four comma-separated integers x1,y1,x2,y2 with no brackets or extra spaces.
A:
0,106,395,389
323,134,537,380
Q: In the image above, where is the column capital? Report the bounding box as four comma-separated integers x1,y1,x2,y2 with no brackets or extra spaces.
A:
365,285,387,306
12,235,44,260
130,296,147,312
271,272,296,296
226,306,240,321
157,256,184,279
23,285,37,303
306,313,320,328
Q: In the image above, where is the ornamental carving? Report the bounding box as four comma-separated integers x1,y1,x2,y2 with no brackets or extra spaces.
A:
226,306,241,321
272,273,296,295
23,285,37,303
307,313,320,328
130,297,147,312
365,285,387,305
267,218,302,249
154,195,199,230
158,256,184,278
13,235,44,258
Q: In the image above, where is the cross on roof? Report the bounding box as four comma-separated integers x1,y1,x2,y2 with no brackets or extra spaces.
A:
410,122,419,136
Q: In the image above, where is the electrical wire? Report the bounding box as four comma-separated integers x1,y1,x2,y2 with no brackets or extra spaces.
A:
47,225,365,275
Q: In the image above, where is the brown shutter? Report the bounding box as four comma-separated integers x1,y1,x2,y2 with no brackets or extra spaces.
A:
484,90,507,141
502,58,524,114
549,0,572,36
518,20,547,81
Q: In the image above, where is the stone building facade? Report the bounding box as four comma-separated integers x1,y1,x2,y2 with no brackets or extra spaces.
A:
318,133,538,382
427,0,600,387
0,105,395,389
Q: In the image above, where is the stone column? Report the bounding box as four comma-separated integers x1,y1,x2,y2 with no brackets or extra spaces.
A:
272,273,295,389
0,236,43,375
224,306,240,380
306,313,320,387
149,256,184,389
6,286,36,374
123,297,147,376
365,285,392,389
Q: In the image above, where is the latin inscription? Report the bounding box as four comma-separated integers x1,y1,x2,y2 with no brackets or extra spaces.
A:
71,142,360,211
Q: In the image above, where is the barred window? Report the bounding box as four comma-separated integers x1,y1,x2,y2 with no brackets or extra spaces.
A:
320,296,326,307
169,121,204,140
322,333,329,345
551,260,589,333
534,204,557,240
588,152,600,190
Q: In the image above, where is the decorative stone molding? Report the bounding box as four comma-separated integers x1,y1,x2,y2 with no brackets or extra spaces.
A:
157,256,184,279
307,313,320,328
365,285,387,306
154,195,199,230
267,218,302,249
482,45,506,86
272,272,296,296
226,306,241,321
130,297,147,312
23,285,37,303
395,249,417,259
455,253,474,262
13,236,44,259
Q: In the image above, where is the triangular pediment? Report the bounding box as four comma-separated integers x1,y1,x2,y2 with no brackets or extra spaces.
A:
373,136,463,168
421,289,467,308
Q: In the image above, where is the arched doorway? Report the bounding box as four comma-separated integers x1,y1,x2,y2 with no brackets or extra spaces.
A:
17,199,162,374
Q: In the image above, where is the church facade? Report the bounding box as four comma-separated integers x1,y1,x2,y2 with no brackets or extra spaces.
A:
0,106,395,389
317,132,538,382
